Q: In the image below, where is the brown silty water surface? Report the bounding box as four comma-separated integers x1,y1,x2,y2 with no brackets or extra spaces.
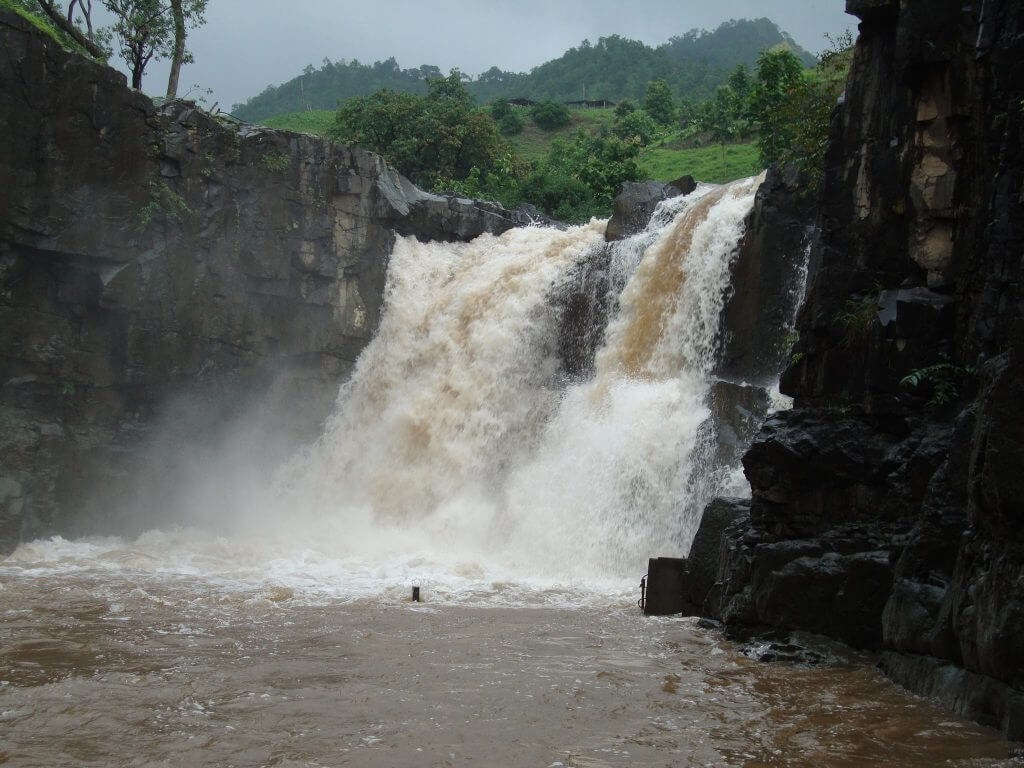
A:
0,570,1019,768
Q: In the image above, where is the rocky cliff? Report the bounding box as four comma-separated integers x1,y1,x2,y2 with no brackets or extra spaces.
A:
684,0,1024,739
0,12,538,551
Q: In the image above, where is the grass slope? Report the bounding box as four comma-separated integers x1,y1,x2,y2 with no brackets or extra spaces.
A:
259,110,336,135
504,108,616,161
639,142,761,183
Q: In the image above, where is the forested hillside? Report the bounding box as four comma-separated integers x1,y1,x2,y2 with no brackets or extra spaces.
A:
232,18,815,121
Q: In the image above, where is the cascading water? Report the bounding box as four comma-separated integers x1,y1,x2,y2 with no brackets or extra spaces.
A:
262,174,767,590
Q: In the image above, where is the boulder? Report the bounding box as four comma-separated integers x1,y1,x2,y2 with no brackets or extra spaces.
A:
604,177,695,242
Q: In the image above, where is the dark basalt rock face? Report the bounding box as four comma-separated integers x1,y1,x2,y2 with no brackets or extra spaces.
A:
0,12,538,551
685,0,1024,740
716,164,814,387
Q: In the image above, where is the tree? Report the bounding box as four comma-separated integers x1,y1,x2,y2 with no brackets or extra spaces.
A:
31,0,108,59
166,0,207,98
747,39,852,192
101,0,170,90
99,0,206,93
726,63,752,106
329,74,507,189
677,97,699,129
705,85,741,174
643,79,675,125
748,48,806,167
521,132,642,222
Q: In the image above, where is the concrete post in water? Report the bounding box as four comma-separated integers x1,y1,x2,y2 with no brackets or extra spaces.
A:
643,557,686,615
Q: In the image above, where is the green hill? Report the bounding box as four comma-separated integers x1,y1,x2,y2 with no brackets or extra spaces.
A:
232,18,816,121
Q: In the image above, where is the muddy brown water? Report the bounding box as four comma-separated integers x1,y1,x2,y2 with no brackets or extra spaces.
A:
0,571,1019,767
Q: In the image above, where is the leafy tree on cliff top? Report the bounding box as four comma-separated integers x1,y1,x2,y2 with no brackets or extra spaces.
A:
748,47,806,167
18,0,208,94
520,132,642,223
101,0,207,93
749,34,853,191
329,72,508,189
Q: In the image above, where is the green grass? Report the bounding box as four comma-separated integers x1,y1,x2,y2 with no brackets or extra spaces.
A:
1,0,70,46
638,142,761,184
259,110,336,135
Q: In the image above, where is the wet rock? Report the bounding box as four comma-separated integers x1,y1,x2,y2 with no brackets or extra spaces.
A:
679,497,749,615
604,177,695,242
707,381,770,469
741,640,827,666
698,0,1024,740
554,246,611,378
879,652,1024,741
716,164,815,386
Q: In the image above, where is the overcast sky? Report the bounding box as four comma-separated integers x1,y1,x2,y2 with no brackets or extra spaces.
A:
92,0,856,111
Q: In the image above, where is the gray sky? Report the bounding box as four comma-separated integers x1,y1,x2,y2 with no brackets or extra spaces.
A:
92,0,856,110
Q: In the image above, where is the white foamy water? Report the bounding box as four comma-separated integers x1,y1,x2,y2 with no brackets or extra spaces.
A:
3,177,765,603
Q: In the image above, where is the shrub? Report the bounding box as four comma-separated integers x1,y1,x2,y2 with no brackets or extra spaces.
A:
498,111,524,136
520,132,642,222
613,109,659,146
489,98,511,120
900,358,976,407
834,291,879,346
614,99,636,119
530,100,571,131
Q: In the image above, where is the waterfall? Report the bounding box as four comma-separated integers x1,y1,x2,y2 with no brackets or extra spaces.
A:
275,174,766,584
5,174,768,599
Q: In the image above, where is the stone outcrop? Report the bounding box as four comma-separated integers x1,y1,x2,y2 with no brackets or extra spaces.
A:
686,0,1024,741
604,176,696,242
716,165,814,386
0,12,537,551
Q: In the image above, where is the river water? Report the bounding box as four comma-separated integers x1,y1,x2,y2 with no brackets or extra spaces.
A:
0,543,1018,767
2,181,1020,764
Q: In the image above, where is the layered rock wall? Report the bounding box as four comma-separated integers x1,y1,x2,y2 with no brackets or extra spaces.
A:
687,0,1024,739
0,12,534,550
